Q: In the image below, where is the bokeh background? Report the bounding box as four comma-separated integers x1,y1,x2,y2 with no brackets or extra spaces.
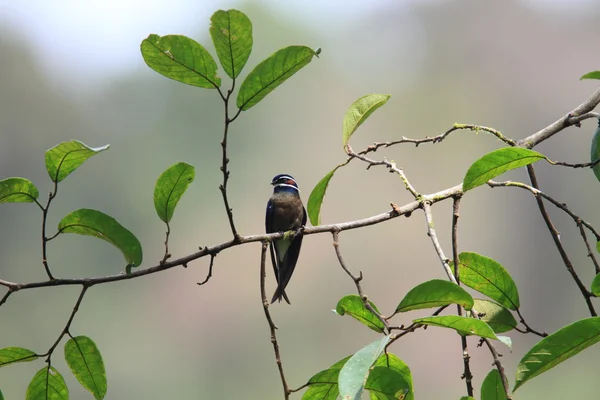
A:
2,0,600,398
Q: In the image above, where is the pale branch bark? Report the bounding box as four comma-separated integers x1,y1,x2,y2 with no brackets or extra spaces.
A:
422,202,457,284
259,241,290,400
0,184,463,294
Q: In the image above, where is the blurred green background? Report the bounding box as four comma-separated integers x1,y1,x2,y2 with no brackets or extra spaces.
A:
2,0,600,398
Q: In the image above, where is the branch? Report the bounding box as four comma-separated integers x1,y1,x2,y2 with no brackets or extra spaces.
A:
0,184,464,293
422,202,457,284
219,89,240,241
482,338,512,400
525,165,596,316
259,241,290,399
332,231,390,333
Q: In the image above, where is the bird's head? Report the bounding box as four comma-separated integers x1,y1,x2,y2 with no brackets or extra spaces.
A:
271,174,300,194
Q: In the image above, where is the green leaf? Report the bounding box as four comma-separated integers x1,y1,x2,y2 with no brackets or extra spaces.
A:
413,316,498,340
45,141,109,183
335,294,385,333
307,166,340,226
338,335,391,400
481,369,507,400
26,367,68,400
365,367,410,400
236,45,317,110
589,119,600,182
64,336,107,400
457,252,520,310
342,94,390,148
591,273,600,297
302,356,350,400
154,162,195,223
370,354,414,400
462,148,545,191
0,347,38,368
0,178,39,203
0,388,4,400
58,209,142,267
472,299,517,334
209,9,252,79
514,316,600,391
141,34,221,88
460,397,476,400
581,71,600,80
395,279,474,313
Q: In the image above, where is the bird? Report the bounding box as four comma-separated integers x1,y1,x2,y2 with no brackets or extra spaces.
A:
265,174,307,304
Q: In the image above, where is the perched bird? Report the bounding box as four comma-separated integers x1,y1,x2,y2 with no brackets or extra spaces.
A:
265,174,307,304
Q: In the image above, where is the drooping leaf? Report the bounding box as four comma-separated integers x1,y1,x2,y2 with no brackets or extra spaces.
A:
591,273,600,297
472,299,517,334
64,336,107,400
237,45,317,110
45,141,109,183
0,178,39,203
462,148,545,191
514,317,600,391
307,166,340,226
141,34,221,88
154,162,195,223
302,356,351,400
26,367,68,400
396,279,474,313
365,367,410,400
413,316,498,340
342,94,390,148
334,294,385,333
581,71,600,80
338,335,391,400
58,209,142,267
481,369,507,400
0,347,38,368
589,119,600,182
370,353,414,400
457,252,520,310
209,9,252,79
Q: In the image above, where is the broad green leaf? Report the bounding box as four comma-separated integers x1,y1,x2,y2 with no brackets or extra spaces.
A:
154,162,195,223
237,45,317,110
0,347,37,367
335,294,385,333
396,279,474,313
365,367,410,400
597,241,600,254
307,166,340,226
472,299,517,334
462,148,545,191
64,336,107,400
481,369,507,400
0,178,39,203
46,141,109,183
303,356,351,400
339,335,391,400
581,71,600,80
26,367,68,400
591,273,600,297
58,209,142,267
514,317,600,391
0,388,4,400
342,94,390,147
370,354,414,400
209,9,252,79
590,119,600,181
457,252,520,310
141,34,221,88
413,316,498,340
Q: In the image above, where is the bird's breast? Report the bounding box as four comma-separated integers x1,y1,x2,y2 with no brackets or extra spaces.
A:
269,193,304,231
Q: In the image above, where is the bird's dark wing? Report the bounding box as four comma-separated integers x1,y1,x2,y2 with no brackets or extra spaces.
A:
270,205,306,303
266,198,290,304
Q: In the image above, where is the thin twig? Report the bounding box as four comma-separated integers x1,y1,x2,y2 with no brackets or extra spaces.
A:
161,222,171,264
422,202,457,283
40,185,57,280
332,231,390,333
197,253,216,285
578,221,600,275
482,338,513,400
514,309,547,337
219,89,240,241
0,288,14,307
39,285,89,360
525,165,596,316
259,241,290,400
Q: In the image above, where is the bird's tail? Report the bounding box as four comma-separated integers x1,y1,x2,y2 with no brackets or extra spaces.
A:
271,288,291,304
